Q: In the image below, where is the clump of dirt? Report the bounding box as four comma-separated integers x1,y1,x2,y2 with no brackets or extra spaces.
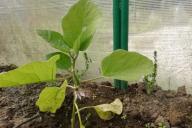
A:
0,65,192,128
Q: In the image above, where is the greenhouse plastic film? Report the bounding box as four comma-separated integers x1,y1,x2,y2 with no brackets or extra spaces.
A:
129,0,192,92
0,0,192,92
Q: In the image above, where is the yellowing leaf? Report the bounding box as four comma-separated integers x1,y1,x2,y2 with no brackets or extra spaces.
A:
36,80,68,113
101,49,153,82
0,56,59,87
94,99,123,120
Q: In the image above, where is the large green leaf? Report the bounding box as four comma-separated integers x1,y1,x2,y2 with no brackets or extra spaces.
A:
94,99,123,120
37,30,70,53
46,52,72,70
0,56,59,87
62,0,101,51
36,81,68,113
101,49,153,82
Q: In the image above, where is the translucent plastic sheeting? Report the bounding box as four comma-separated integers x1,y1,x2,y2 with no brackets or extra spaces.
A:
1,0,192,92
129,0,192,92
0,0,113,79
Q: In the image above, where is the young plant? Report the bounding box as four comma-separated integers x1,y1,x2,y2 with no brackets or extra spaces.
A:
0,0,154,127
145,122,167,128
145,123,153,128
158,122,166,128
144,51,157,95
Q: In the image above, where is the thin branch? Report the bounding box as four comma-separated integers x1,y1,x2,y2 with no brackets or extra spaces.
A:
97,84,115,89
81,76,104,83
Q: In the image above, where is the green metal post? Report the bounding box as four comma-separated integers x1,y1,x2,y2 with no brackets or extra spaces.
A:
113,0,121,88
120,0,128,89
113,0,129,89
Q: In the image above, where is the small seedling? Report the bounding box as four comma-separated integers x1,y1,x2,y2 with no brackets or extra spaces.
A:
145,123,155,128
121,114,128,120
0,0,154,128
145,122,166,128
158,122,166,128
144,51,157,95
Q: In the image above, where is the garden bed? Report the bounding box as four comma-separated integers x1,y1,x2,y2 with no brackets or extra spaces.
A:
0,65,192,128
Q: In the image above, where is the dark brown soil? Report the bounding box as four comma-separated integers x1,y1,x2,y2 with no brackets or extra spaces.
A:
1,65,192,128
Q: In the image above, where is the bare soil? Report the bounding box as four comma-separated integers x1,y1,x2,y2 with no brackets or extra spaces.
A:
0,65,192,128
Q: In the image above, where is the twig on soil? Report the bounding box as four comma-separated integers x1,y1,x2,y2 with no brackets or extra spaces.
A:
81,76,104,83
97,84,115,89
14,113,40,128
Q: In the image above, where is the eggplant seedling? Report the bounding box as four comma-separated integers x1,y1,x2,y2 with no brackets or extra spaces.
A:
0,0,154,127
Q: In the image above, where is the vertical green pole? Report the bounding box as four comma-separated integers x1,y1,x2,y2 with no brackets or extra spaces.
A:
121,0,128,51
120,0,129,89
113,0,129,89
113,0,121,88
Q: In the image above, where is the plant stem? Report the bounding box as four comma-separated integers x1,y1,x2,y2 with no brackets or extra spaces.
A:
75,106,94,114
75,103,84,127
71,53,80,86
69,51,80,128
71,103,75,128
71,91,77,128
